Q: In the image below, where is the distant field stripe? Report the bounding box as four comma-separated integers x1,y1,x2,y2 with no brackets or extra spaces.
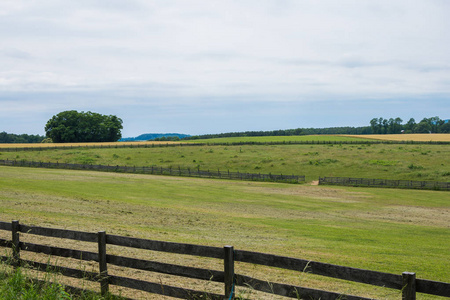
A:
342,133,450,142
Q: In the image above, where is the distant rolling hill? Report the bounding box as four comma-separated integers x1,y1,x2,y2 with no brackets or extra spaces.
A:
119,133,190,142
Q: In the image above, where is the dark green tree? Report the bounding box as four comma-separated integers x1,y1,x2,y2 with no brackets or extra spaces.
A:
414,121,432,133
370,118,379,134
404,118,416,133
429,116,444,133
440,121,450,133
45,110,123,143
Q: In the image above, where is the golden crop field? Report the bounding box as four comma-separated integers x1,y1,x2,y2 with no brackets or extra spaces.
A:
343,133,450,142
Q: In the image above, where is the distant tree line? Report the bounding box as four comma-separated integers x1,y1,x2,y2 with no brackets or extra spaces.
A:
185,116,449,140
154,136,181,141
0,132,45,143
370,116,450,134
184,126,372,140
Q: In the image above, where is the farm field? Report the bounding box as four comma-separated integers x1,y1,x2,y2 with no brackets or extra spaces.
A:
0,141,176,149
183,133,450,144
343,134,450,142
1,143,450,182
181,135,372,144
0,166,448,299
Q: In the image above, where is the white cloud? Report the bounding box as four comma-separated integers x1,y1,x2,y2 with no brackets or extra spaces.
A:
0,0,449,135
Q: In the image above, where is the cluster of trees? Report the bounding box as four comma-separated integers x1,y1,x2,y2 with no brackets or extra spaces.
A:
186,116,449,140
45,111,123,143
0,132,45,143
185,127,371,140
185,128,303,140
153,136,182,141
370,116,450,134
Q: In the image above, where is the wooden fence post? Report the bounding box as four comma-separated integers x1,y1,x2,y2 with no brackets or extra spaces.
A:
98,231,109,296
224,245,235,299
12,220,20,268
402,272,416,300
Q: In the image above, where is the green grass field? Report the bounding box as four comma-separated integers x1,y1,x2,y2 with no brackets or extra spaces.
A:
2,143,450,182
0,166,448,299
1,138,449,298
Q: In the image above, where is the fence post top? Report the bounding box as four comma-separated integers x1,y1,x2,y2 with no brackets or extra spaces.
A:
402,271,415,276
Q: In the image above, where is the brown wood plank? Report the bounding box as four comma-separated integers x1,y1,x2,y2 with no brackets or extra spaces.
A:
108,275,223,299
20,242,98,262
19,225,97,242
234,249,403,290
106,234,223,259
107,254,224,282
235,273,373,300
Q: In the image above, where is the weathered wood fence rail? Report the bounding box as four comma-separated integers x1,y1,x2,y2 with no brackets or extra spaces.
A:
319,176,450,191
0,221,448,299
0,159,303,183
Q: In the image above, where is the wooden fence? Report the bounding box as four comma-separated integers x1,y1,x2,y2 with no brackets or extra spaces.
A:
0,221,448,299
0,159,303,183
319,176,450,191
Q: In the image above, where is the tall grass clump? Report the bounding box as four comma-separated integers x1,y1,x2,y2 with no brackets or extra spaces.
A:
0,262,120,300
0,267,71,299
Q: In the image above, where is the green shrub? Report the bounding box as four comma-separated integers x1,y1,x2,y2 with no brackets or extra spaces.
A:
408,164,424,170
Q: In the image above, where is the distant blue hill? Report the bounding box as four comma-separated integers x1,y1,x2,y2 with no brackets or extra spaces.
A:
119,133,190,142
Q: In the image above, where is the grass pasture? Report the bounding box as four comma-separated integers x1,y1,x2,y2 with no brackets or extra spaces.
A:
0,135,449,298
0,166,449,299
2,143,450,182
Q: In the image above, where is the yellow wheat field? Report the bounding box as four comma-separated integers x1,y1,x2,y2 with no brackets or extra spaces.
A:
342,133,450,142
0,141,178,149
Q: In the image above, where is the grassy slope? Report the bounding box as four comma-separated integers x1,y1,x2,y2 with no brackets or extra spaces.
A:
2,143,450,182
0,167,448,286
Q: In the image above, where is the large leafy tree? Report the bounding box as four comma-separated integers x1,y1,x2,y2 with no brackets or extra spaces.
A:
45,110,123,143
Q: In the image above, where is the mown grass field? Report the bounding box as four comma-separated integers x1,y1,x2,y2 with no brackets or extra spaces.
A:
2,142,450,182
0,135,449,298
0,166,448,299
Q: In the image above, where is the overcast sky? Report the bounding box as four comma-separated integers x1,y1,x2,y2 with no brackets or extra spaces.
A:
1,0,449,137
